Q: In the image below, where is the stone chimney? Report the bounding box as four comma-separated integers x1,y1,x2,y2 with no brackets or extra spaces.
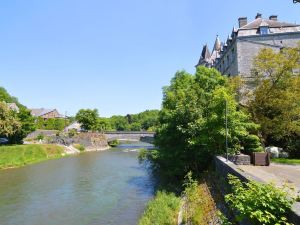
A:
255,13,262,19
238,17,248,28
269,15,278,21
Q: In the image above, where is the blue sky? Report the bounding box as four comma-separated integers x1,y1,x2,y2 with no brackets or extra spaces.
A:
1,0,300,117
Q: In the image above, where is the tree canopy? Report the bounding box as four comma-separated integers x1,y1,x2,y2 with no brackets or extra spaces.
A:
0,87,22,107
75,109,99,131
0,102,21,137
74,109,160,132
154,67,261,179
0,87,36,143
249,45,300,157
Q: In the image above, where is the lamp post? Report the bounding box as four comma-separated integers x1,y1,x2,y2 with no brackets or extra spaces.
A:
225,100,229,161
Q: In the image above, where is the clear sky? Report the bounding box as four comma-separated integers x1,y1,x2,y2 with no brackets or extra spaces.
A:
1,1,299,117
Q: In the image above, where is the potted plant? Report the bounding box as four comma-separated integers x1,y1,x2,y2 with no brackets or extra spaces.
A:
243,135,270,166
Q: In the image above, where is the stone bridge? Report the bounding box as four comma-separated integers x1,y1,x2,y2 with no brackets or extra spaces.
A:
104,131,155,143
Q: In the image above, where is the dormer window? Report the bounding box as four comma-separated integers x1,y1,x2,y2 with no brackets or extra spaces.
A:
259,26,269,35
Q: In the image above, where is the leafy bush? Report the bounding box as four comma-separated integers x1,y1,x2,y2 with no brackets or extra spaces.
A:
225,174,295,225
243,134,264,154
36,134,44,140
36,117,67,131
73,144,85,152
138,149,159,167
138,148,148,162
108,140,119,147
138,191,180,225
68,129,77,138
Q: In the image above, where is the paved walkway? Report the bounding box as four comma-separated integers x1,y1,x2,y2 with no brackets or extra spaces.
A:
238,163,300,193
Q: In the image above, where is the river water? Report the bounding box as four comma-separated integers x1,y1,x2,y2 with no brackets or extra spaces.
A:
0,142,155,225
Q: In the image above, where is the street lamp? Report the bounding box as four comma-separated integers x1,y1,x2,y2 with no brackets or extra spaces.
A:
225,100,228,161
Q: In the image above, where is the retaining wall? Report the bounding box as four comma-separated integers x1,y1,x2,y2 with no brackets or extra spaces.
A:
215,156,300,225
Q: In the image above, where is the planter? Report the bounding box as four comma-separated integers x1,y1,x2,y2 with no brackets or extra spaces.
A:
229,154,251,165
252,152,270,166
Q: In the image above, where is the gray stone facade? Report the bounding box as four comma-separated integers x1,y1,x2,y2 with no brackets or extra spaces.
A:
197,14,300,79
235,33,300,78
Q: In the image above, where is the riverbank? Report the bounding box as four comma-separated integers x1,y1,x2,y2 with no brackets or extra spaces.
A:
0,144,65,169
138,172,230,225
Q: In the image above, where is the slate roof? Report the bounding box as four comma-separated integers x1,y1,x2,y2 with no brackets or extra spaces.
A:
240,18,299,30
201,44,211,60
196,44,211,67
30,108,54,117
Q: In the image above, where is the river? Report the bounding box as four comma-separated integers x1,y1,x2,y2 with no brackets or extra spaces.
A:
0,142,155,225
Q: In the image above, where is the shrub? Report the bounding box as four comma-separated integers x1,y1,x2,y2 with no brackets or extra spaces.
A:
138,191,180,225
225,174,295,225
183,172,225,225
108,140,119,147
243,134,264,154
73,144,85,152
68,129,77,138
36,133,44,140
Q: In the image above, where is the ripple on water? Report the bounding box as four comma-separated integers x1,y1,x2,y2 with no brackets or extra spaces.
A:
0,142,156,225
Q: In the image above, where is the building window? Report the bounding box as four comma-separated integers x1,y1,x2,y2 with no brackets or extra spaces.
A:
260,26,269,35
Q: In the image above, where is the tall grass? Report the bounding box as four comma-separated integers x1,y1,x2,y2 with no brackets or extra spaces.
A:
0,144,64,169
138,191,181,225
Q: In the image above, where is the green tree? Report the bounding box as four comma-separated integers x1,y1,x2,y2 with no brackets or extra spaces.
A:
129,122,142,131
0,102,21,138
0,87,36,143
138,110,160,130
0,87,21,106
75,109,99,131
35,118,67,131
97,117,112,131
109,115,129,131
249,46,300,157
8,107,36,143
154,67,260,179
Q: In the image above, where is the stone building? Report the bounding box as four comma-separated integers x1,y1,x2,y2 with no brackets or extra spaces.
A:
30,108,65,120
6,102,19,113
196,13,300,80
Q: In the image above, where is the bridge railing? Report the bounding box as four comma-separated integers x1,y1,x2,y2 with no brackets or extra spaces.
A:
104,131,155,135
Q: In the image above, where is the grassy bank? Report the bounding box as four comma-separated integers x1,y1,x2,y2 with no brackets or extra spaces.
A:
271,158,300,165
138,191,181,225
0,144,64,169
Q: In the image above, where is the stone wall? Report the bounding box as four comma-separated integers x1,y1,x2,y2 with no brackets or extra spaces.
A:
75,133,109,151
46,132,109,151
215,42,239,76
215,156,300,224
26,129,58,139
236,32,300,77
